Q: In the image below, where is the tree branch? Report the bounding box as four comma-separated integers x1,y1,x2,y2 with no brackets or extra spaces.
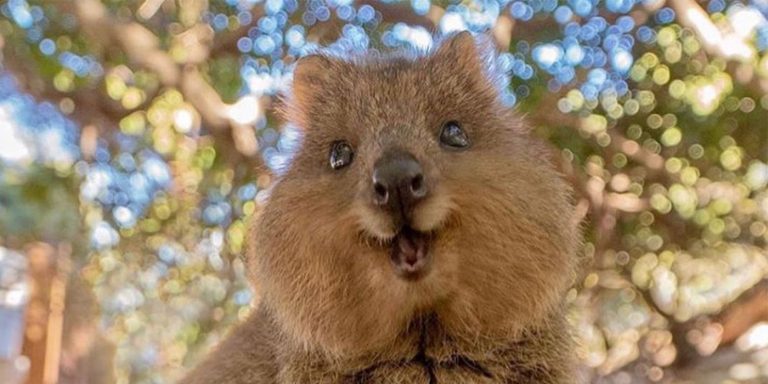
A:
360,0,440,31
3,0,267,172
669,0,768,95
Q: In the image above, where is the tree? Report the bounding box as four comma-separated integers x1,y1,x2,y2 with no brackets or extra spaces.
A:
1,0,767,382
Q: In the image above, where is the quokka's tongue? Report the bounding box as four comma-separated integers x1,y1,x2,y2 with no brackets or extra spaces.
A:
391,227,428,275
397,231,420,266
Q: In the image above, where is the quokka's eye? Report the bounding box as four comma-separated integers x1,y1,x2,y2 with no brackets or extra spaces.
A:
329,141,354,170
439,121,470,149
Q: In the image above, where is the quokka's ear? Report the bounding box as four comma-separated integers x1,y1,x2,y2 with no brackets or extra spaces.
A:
429,30,501,92
431,31,484,74
292,55,333,103
283,54,344,129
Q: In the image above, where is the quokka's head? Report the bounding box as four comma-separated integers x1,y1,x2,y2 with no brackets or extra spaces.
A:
248,31,580,358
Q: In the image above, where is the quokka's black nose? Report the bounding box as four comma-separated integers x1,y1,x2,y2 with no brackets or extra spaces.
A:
372,150,427,216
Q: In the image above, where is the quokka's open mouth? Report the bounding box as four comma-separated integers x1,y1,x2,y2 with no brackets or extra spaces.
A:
389,226,432,281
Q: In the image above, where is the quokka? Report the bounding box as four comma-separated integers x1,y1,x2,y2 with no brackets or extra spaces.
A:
181,31,581,384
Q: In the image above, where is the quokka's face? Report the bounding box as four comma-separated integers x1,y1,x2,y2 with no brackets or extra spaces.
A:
249,32,579,357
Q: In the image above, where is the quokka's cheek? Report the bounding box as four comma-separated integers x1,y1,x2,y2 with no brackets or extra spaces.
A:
351,200,397,239
411,192,456,233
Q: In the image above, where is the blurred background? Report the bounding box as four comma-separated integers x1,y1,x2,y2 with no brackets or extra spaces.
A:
0,0,767,383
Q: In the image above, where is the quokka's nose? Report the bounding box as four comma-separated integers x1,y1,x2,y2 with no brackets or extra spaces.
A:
372,151,427,216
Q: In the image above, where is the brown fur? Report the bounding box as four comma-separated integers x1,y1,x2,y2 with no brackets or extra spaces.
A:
181,31,581,384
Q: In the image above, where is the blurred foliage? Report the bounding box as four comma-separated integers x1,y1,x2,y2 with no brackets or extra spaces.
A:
1,0,768,383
